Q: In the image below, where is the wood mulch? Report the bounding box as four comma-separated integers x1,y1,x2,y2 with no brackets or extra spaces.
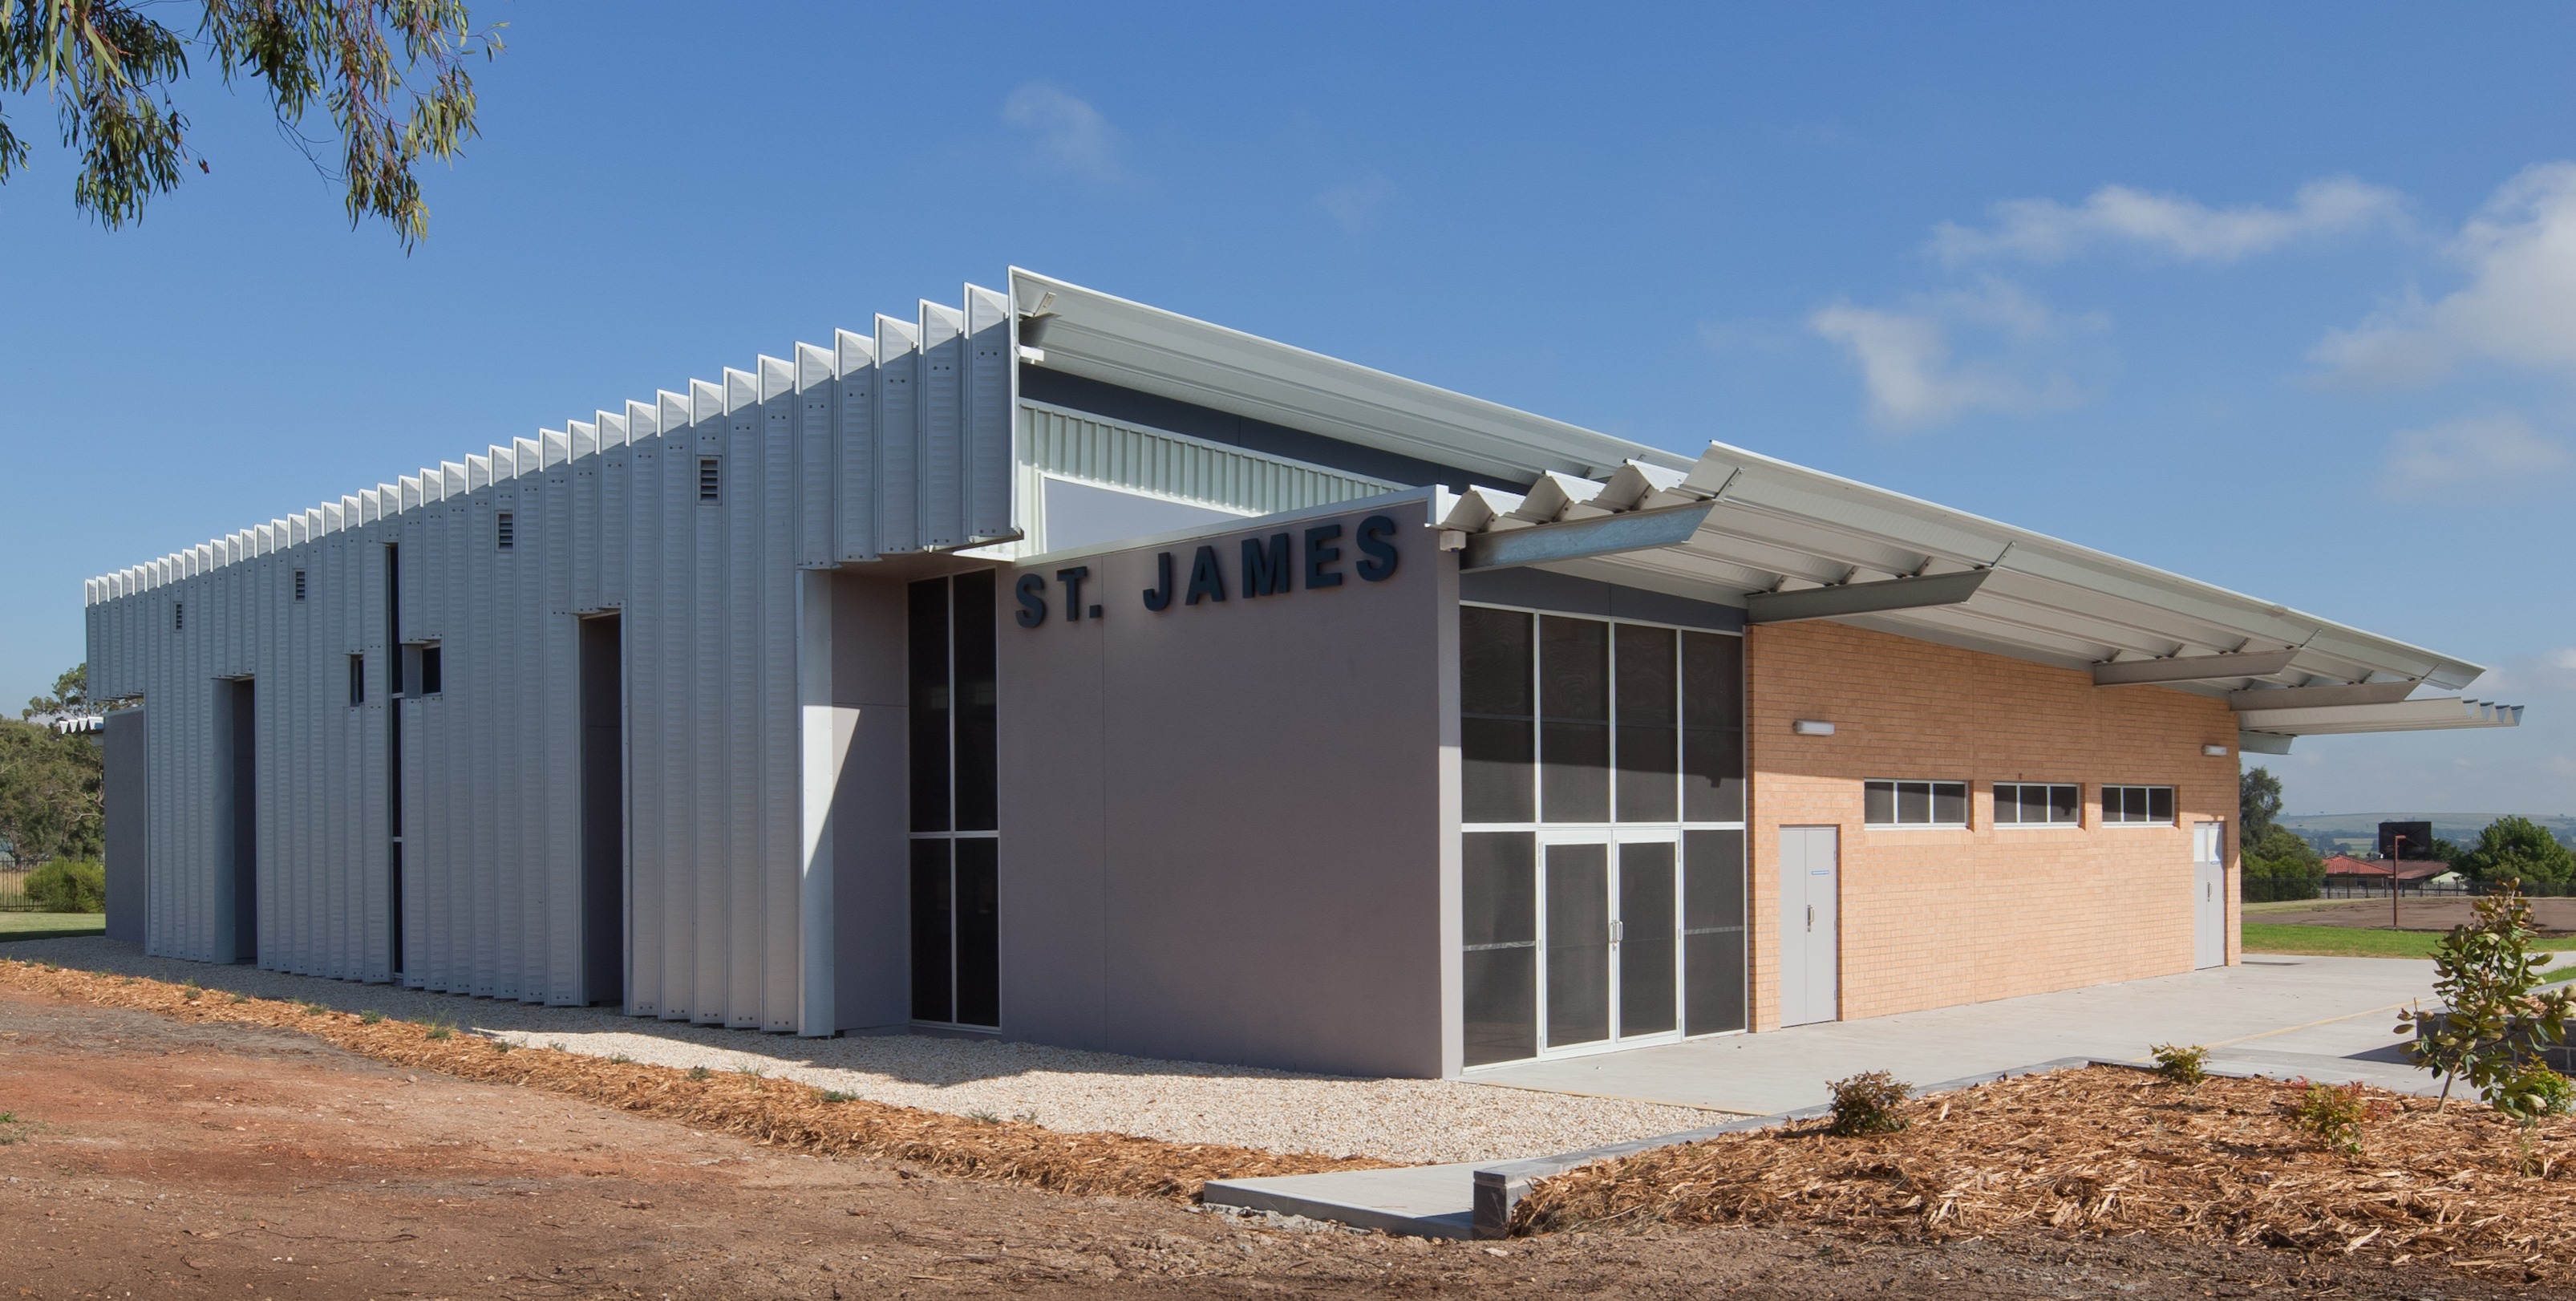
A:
0,956,1388,1198
1513,1064,2576,1284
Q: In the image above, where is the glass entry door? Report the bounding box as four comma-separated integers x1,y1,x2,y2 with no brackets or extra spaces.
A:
1539,831,1681,1053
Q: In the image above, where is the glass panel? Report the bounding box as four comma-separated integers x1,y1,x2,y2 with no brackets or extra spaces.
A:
2124,787,2147,821
1541,618,1610,824
1544,842,1610,1048
1864,781,1894,825
1681,728,1742,821
1683,829,1746,1036
1613,625,1678,824
954,838,999,1027
2048,784,2080,824
951,571,998,832
1681,631,1744,730
1541,723,1611,822
1616,725,1678,822
1539,617,1608,722
909,839,952,1023
1463,717,1537,823
1934,783,1967,826
1463,832,1537,1067
2149,787,2175,824
1614,625,1676,725
1460,607,1533,718
1898,782,1930,825
906,579,950,833
1994,785,2022,824
1618,841,1677,1037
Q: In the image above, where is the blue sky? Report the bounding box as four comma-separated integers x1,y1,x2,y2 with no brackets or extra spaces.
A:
4,3,2571,815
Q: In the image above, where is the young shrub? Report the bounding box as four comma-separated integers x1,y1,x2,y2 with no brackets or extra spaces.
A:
23,859,105,913
686,1066,712,1082
606,1052,635,1065
423,1019,455,1041
358,1010,383,1025
2396,878,2576,1109
2289,1080,2385,1157
815,1088,857,1104
1825,1070,1913,1137
2150,1044,2209,1088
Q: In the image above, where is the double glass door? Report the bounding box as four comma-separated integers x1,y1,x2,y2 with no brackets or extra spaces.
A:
1539,830,1679,1052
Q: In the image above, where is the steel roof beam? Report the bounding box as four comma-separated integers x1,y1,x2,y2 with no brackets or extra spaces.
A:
1744,569,1991,625
1460,501,1717,571
2092,649,2300,687
2227,680,2420,711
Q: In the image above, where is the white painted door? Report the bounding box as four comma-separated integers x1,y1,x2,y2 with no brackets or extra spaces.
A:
2193,821,2226,969
1776,825,1839,1027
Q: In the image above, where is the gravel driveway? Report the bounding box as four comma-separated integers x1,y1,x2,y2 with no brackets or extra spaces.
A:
5,937,1729,1165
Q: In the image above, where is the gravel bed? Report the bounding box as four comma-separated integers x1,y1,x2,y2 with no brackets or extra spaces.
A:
4,937,1734,1165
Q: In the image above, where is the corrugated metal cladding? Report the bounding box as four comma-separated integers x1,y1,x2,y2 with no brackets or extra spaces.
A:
982,403,1399,559
83,287,1016,1028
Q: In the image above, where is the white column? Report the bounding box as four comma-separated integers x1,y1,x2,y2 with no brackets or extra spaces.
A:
796,569,853,1036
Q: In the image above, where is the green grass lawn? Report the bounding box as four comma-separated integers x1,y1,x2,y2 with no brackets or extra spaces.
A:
0,913,106,942
2242,922,2576,959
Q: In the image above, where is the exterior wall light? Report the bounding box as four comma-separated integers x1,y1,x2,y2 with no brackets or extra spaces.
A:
2202,743,2230,756
1793,719,1836,736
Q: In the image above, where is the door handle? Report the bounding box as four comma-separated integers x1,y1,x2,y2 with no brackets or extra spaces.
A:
1610,918,1623,944
1806,904,1814,932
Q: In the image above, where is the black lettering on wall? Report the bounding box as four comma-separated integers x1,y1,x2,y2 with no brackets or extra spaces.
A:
1013,573,1047,628
1142,552,1174,611
1356,514,1399,582
1185,545,1227,605
1055,566,1090,622
1241,533,1292,597
1305,524,1344,589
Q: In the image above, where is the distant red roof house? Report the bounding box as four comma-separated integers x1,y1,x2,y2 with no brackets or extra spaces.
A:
2321,854,2448,883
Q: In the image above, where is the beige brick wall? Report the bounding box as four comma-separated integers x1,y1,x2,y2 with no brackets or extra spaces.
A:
1744,620,2241,1032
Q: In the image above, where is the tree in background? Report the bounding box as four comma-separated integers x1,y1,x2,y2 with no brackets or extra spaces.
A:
2454,816,2576,888
2240,766,2282,842
0,0,501,247
2238,766,2323,901
21,663,86,719
0,720,103,865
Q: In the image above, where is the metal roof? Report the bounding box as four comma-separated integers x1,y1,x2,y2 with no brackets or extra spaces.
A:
1008,270,2517,752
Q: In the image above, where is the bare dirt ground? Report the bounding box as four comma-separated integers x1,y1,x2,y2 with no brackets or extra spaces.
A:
2258,895,2576,933
0,986,2544,1299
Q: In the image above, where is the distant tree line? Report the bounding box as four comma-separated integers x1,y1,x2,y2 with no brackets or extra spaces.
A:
2238,766,2576,900
1,667,103,865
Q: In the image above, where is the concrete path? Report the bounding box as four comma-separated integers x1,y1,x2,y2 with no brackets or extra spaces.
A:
1207,954,2455,1237
1466,954,2440,1114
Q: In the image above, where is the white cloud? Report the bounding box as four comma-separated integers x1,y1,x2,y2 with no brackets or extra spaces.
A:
1933,176,2402,265
1806,280,2097,429
2377,412,2572,499
2315,163,2576,386
1316,172,1395,231
1002,83,1120,181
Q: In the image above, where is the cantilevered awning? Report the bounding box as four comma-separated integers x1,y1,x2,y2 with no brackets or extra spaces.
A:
1009,269,2517,755
1420,446,2517,752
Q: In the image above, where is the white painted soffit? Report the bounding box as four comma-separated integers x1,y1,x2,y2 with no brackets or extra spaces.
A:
1431,438,2490,696
1007,269,1687,485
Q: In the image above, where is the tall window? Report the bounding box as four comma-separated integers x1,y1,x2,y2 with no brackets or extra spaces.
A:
1459,605,1745,1068
909,571,999,1028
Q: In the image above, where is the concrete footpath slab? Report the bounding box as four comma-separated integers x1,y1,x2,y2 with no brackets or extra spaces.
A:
1200,955,2459,1239
1465,954,2440,1114
1203,1163,1482,1238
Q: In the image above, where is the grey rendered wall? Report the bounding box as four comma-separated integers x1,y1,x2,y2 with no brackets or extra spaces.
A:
830,572,912,1032
997,495,1456,1078
104,707,147,943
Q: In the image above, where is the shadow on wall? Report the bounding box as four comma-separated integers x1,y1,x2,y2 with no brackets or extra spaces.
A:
8,937,1361,1088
